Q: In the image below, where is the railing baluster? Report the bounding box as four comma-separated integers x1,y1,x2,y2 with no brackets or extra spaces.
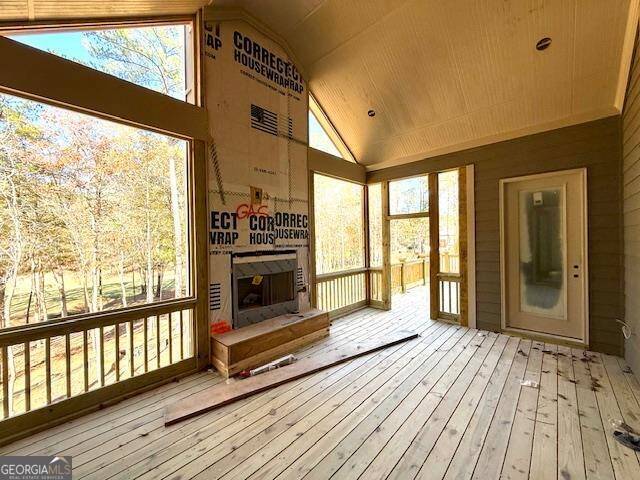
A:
2,346,9,418
350,275,354,304
329,280,333,311
65,334,71,398
129,320,134,378
83,330,89,393
143,317,149,373
156,315,160,369
179,310,184,361
115,324,120,382
168,313,173,364
98,327,105,387
45,337,51,405
24,342,30,412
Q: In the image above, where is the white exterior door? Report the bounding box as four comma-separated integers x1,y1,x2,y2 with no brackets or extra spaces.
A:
501,169,588,341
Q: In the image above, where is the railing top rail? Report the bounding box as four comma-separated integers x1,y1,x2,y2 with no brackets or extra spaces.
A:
390,259,428,267
437,272,461,281
0,298,196,347
316,267,368,282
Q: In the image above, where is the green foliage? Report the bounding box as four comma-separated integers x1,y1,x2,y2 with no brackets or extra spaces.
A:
0,25,189,326
83,26,186,98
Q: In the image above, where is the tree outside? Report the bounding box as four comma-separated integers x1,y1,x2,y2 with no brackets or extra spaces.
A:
313,174,365,275
0,25,191,416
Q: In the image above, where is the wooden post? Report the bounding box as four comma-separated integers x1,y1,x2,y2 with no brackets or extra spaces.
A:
381,182,392,310
363,184,371,305
400,262,406,293
429,174,440,320
308,171,317,309
458,167,468,326
192,140,210,369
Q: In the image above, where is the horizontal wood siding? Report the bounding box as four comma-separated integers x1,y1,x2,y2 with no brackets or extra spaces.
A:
623,36,640,372
368,116,624,355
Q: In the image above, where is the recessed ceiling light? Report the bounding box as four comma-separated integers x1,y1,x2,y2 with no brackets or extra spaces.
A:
536,37,552,51
367,110,376,117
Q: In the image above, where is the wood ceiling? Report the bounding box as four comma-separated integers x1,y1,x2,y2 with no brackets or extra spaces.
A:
0,1,210,21
1,1,636,169
215,0,638,169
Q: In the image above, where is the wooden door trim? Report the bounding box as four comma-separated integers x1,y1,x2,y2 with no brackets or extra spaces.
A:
499,168,589,345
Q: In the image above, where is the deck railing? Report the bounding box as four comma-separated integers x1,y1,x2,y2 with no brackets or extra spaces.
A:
0,299,195,421
315,268,367,317
438,273,461,320
369,268,383,303
315,257,460,321
390,259,428,293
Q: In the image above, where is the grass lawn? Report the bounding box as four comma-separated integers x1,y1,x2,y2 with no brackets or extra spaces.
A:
8,268,185,325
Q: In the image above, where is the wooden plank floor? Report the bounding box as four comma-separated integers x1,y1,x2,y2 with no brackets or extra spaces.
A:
2,286,640,480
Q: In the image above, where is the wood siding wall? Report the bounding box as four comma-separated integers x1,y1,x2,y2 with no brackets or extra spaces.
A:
368,116,624,355
623,39,640,372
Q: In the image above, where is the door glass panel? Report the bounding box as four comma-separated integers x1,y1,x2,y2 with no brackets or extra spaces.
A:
518,188,566,318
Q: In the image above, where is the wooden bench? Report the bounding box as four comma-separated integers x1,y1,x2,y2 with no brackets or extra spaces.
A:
210,309,330,377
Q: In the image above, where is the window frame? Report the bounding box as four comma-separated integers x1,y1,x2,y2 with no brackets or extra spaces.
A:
387,174,430,220
0,16,199,106
308,93,356,163
312,172,367,276
0,15,209,442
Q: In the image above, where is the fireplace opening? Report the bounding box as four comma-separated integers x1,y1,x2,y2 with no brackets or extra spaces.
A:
232,251,299,328
237,271,295,311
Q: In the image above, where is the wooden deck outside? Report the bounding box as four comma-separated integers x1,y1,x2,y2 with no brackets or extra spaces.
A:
1,286,640,479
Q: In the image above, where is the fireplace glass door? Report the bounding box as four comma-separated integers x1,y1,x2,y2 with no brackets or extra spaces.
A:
237,271,295,311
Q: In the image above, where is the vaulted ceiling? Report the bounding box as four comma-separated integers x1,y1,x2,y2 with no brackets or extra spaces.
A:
1,1,636,169
216,0,638,169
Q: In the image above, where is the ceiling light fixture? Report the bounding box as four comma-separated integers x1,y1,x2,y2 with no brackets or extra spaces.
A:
536,37,552,51
367,110,376,117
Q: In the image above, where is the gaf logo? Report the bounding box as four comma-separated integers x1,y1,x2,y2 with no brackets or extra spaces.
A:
0,456,72,480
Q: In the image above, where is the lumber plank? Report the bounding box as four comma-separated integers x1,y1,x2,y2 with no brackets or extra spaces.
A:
571,348,615,480
415,336,520,480
342,331,489,480
446,339,530,480
207,326,461,480
601,354,640,464
498,340,544,479
245,326,470,480
328,330,489,480
83,311,430,479
529,343,558,480
385,333,504,480
140,323,436,479
556,344,586,480
164,329,420,426
581,350,640,478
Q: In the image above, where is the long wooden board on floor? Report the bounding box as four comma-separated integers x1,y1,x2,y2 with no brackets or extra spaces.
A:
164,330,419,426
